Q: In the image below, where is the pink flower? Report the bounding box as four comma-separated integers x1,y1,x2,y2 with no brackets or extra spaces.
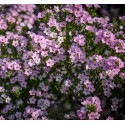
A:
20,81,27,88
24,68,32,76
106,116,114,120
12,40,19,47
15,112,21,119
14,63,21,71
0,115,5,120
46,58,54,67
47,17,57,27
29,96,36,104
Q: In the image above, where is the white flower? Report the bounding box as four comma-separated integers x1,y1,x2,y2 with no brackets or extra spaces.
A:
5,97,11,103
0,86,5,92
1,94,7,98
20,23,26,27
120,25,123,30
85,64,90,70
50,32,57,38
64,114,70,119
58,36,64,44
54,6,60,12
17,100,23,106
69,31,72,36
27,24,32,29
0,97,3,104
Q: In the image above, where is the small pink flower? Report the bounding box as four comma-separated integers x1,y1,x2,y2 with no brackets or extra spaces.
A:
46,58,54,67
29,96,36,104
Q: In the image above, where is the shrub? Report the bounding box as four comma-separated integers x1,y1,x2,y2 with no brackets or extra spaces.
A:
0,4,125,120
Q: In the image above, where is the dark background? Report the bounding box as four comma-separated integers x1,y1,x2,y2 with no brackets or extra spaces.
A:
98,5,125,19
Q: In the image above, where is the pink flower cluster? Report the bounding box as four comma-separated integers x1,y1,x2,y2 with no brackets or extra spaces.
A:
0,4,125,120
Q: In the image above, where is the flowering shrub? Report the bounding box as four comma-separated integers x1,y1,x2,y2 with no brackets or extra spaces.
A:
0,4,125,120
